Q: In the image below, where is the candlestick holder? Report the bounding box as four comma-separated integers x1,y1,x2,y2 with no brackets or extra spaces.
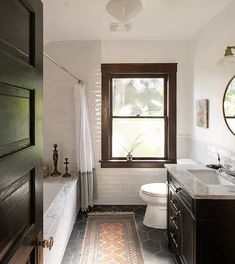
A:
63,158,71,178
51,144,61,177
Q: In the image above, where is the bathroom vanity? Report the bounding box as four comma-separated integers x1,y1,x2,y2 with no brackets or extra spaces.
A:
165,164,235,264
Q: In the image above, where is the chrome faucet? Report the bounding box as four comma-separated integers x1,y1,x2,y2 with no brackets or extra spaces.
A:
218,162,235,177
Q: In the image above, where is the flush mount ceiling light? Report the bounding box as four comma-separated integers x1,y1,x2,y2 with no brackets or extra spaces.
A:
110,22,132,32
218,46,235,64
106,0,143,24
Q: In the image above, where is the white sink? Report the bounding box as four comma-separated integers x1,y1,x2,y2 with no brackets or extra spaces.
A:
187,169,233,185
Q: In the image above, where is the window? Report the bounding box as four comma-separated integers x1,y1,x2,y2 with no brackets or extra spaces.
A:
112,77,165,158
101,64,177,168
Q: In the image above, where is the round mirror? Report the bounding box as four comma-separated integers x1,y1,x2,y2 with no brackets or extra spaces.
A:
223,76,235,135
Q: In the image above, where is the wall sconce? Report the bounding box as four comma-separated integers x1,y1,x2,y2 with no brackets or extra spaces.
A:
218,46,235,64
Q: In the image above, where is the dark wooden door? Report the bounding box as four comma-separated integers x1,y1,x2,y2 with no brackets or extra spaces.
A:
0,0,43,263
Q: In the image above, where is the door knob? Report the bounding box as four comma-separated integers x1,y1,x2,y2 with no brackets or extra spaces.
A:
39,237,54,250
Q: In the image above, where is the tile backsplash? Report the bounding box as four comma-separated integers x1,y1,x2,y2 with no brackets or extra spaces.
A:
189,137,235,168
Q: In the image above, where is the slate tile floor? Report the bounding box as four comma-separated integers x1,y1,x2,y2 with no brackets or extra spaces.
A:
61,205,176,264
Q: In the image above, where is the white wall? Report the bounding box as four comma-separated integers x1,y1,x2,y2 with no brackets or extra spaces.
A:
43,41,101,176
43,39,192,204
44,10,235,203
43,2,235,205
99,40,192,204
189,1,235,165
101,40,192,137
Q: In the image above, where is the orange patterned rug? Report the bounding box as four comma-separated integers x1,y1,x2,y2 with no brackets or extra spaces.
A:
79,213,144,264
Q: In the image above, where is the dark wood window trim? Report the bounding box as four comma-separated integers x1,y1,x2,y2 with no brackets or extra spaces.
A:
100,63,177,168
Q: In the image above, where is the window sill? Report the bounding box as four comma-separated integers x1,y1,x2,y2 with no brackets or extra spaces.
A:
99,159,176,168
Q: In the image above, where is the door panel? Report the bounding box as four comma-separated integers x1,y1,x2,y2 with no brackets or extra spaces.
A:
0,84,33,158
0,0,43,263
0,0,36,87
0,0,33,63
0,171,34,262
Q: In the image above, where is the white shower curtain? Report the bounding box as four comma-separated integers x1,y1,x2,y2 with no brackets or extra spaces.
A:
74,83,96,211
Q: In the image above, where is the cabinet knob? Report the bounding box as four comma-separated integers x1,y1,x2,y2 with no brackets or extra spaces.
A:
176,187,182,193
176,211,181,216
39,237,54,250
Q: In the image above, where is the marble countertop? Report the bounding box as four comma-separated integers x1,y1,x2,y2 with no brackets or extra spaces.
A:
43,175,78,183
165,164,235,200
43,176,78,238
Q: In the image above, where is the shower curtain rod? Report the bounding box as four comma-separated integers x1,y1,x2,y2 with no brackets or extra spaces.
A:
43,52,83,84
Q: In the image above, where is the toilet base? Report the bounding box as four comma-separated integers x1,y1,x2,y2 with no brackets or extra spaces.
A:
143,204,167,229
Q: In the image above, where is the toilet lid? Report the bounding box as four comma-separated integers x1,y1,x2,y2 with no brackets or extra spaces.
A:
141,183,167,197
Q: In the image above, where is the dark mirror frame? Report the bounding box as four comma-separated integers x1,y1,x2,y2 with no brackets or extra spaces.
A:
223,75,235,136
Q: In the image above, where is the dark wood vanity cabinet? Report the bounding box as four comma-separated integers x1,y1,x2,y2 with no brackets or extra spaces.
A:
167,172,235,264
168,173,194,264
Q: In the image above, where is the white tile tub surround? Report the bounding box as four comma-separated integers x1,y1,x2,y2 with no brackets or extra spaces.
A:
43,177,78,264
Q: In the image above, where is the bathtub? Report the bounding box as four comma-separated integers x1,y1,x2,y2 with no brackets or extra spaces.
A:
43,177,78,264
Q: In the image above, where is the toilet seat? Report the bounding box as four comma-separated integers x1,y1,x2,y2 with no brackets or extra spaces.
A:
140,183,167,197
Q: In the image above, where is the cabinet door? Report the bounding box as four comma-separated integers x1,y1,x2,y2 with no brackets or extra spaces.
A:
198,219,235,264
168,186,182,255
181,204,194,264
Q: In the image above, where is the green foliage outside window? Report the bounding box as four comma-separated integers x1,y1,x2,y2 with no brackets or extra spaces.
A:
112,78,165,158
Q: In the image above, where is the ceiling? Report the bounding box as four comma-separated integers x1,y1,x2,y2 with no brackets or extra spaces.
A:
42,0,231,44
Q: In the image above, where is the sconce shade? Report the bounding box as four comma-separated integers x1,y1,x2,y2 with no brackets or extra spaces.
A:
106,0,143,23
224,47,234,56
218,46,235,65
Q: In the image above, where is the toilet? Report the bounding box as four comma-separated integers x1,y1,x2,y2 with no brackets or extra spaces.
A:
139,183,167,229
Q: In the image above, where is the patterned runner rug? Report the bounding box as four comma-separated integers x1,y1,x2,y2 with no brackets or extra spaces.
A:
79,212,144,264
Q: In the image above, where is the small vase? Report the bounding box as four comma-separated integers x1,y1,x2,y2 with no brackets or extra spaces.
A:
126,153,133,161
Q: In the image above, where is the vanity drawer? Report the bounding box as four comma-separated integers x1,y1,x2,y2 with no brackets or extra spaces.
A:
168,213,182,255
169,185,180,212
169,229,181,255
169,202,181,231
168,186,182,255
168,172,194,215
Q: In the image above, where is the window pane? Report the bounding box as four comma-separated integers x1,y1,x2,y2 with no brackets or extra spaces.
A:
112,78,164,116
112,118,165,158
